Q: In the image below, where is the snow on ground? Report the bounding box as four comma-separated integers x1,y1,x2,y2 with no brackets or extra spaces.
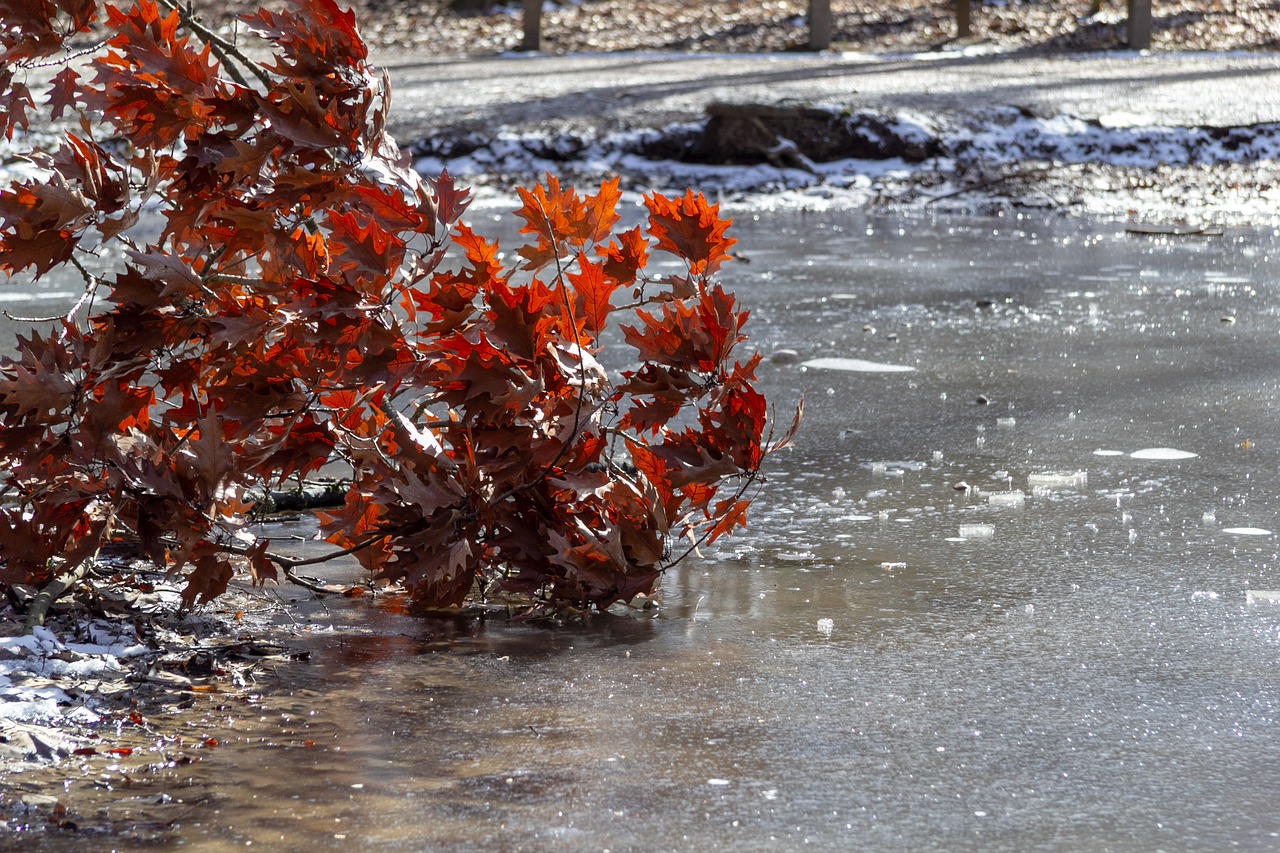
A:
0,626,149,725
409,107,1280,224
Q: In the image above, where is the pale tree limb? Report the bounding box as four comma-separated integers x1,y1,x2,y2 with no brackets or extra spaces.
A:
23,559,94,634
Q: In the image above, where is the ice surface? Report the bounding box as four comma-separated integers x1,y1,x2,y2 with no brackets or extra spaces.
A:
801,357,916,373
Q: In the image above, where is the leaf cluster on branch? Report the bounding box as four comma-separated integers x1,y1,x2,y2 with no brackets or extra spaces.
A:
0,0,798,614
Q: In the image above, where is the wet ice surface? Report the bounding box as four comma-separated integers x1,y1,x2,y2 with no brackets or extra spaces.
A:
10,209,1280,850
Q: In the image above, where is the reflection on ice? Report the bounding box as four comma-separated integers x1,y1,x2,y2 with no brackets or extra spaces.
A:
1130,447,1199,460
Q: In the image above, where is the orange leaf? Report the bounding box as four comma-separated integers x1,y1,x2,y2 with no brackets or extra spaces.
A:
644,190,737,276
568,254,619,337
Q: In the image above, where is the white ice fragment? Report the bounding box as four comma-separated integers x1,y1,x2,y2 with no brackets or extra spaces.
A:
1027,471,1087,488
932,451,944,463
1190,591,1220,601
1246,590,1280,605
839,514,874,522
958,523,995,538
801,357,916,373
987,490,1025,507
816,618,835,636
831,486,846,500
1024,604,1035,615
1093,449,1125,456
1202,511,1217,526
880,561,907,571
1223,527,1272,536
996,417,1016,428
1130,447,1199,460
776,551,816,562
708,779,732,786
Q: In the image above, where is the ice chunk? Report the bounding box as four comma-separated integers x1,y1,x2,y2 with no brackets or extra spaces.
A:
1222,527,1272,536
880,561,907,571
1027,471,1087,488
996,417,1016,428
958,523,995,538
801,357,916,373
1246,590,1280,605
1130,447,1199,460
987,490,1025,507
1093,449,1125,457
816,618,835,636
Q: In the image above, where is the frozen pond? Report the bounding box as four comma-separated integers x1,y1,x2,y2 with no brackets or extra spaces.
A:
7,209,1280,850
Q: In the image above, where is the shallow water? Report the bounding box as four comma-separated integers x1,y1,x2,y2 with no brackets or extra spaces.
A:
8,209,1280,851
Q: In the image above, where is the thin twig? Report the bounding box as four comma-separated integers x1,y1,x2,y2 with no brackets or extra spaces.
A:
490,201,588,507
924,164,1053,205
156,0,271,90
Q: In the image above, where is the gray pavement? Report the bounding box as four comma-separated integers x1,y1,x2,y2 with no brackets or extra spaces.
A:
379,50,1280,143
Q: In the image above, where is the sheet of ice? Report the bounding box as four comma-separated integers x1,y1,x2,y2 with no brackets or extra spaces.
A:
1222,527,1271,536
801,357,916,373
958,523,996,538
1028,471,1087,488
1093,449,1125,456
1246,590,1280,604
987,490,1025,507
1130,447,1199,460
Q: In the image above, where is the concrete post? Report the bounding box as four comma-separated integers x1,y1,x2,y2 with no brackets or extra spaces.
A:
522,0,542,52
809,0,832,50
1127,0,1152,50
955,0,971,38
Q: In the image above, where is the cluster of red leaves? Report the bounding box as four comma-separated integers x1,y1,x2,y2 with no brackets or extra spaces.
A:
0,0,796,611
